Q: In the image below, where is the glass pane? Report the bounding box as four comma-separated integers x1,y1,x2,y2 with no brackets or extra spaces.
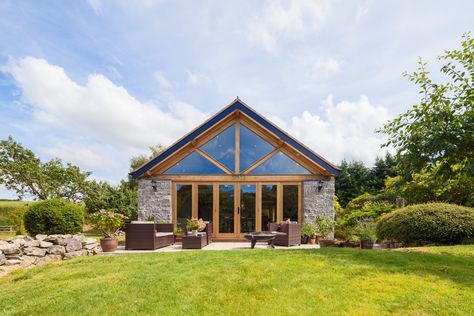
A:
283,185,299,222
261,185,277,231
219,185,234,233
177,185,192,228
164,151,225,174
240,184,256,233
249,152,311,174
240,125,275,171
201,124,235,171
198,185,213,222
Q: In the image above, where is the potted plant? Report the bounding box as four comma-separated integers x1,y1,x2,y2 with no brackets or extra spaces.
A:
316,215,335,247
174,225,184,239
301,222,317,244
186,218,206,235
355,219,376,249
89,209,127,252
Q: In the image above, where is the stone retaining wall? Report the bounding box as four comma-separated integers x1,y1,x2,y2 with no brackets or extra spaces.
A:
0,234,101,276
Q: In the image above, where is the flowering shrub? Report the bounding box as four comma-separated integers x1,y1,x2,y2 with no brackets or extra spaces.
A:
186,218,206,232
89,209,128,238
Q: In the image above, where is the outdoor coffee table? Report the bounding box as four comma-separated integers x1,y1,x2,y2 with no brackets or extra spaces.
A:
244,231,283,249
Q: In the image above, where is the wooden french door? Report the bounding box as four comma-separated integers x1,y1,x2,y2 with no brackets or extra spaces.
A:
216,183,257,238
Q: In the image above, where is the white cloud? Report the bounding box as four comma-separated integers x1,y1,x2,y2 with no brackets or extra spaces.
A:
1,57,208,177
283,94,392,166
313,57,342,74
88,0,102,14
153,71,173,90
247,0,329,53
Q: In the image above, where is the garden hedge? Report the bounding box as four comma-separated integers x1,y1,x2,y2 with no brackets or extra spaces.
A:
376,203,474,244
24,199,84,235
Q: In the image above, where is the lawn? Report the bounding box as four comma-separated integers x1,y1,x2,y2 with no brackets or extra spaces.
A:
1,246,473,315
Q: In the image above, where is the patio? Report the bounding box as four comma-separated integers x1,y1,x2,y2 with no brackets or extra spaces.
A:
103,242,321,254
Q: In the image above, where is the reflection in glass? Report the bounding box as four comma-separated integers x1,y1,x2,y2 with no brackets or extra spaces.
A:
219,185,234,233
201,124,235,171
164,151,224,174
240,125,274,171
198,185,213,222
283,185,298,222
261,185,277,231
177,185,192,228
249,152,310,174
240,184,256,233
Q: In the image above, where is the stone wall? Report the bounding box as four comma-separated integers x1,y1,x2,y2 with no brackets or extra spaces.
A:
303,177,335,237
0,234,100,276
137,179,172,222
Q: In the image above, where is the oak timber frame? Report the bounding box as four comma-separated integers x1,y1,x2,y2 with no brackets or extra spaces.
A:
135,100,337,239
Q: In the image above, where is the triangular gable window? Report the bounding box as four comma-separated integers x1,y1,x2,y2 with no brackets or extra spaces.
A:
164,151,225,174
249,152,310,174
240,124,275,172
200,124,235,171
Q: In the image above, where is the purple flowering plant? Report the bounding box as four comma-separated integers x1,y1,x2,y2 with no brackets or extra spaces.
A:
89,209,128,238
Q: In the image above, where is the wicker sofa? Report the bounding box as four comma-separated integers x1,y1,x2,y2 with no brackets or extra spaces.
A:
125,222,175,250
268,222,301,247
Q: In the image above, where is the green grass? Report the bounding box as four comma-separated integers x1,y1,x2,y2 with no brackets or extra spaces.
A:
394,244,474,257
1,246,473,315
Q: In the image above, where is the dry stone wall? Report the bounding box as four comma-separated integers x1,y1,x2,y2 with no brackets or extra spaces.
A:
0,234,101,276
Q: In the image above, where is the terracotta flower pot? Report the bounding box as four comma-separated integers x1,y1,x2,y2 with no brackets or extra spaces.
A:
100,237,118,252
308,238,316,245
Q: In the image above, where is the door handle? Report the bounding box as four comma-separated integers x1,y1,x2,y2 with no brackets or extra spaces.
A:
237,207,240,215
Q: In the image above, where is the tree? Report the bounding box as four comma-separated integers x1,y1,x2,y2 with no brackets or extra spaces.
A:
335,160,377,207
128,144,166,189
371,152,398,190
380,33,474,181
0,136,91,202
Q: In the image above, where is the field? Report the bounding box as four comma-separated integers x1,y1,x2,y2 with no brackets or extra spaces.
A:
0,246,473,315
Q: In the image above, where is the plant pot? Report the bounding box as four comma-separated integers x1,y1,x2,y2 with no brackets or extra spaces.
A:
192,230,198,236
100,237,118,252
301,236,309,244
360,240,374,249
308,238,316,245
318,239,335,247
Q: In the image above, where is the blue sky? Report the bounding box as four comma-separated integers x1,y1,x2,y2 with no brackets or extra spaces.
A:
0,0,473,199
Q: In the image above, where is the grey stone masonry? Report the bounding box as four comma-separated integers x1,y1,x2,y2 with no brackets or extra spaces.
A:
138,179,172,222
303,177,335,237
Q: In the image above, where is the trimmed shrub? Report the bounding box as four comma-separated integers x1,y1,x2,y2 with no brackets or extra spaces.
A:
376,203,474,244
24,199,84,235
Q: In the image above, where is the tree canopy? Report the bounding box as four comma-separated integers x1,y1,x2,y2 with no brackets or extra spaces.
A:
0,136,91,202
380,33,474,180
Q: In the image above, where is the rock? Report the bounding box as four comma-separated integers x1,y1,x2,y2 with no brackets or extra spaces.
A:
5,254,23,260
45,234,59,243
0,253,5,265
47,245,66,256
21,255,36,266
83,243,98,250
14,235,25,239
35,254,62,266
82,238,97,245
35,234,48,241
64,249,88,260
65,239,82,252
39,241,53,248
24,236,34,242
93,247,102,255
72,235,85,241
0,244,20,255
24,240,40,247
0,240,8,245
12,238,25,247
24,247,47,257
5,259,22,266
57,237,71,246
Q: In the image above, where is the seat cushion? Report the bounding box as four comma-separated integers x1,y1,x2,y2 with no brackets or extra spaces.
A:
156,232,174,237
131,221,155,224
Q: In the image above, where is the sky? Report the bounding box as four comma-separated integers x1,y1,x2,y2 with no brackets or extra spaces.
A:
0,0,473,199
